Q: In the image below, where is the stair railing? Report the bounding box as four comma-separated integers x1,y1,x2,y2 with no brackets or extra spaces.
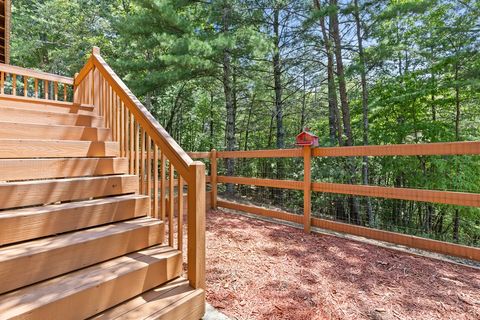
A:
74,47,205,289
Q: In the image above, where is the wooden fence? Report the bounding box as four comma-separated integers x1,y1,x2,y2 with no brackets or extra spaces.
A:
188,143,480,262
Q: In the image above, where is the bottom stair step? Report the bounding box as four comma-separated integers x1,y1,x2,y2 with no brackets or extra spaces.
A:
0,245,182,320
90,277,205,320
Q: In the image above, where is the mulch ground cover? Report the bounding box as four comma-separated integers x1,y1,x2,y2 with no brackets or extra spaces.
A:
205,209,480,320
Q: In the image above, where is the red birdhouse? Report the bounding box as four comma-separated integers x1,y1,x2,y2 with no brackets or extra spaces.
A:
295,128,319,147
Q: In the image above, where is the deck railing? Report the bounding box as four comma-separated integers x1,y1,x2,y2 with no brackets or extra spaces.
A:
0,63,74,102
189,144,480,262
74,47,205,289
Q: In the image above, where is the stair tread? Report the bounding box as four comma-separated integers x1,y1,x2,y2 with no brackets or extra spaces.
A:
0,194,149,245
0,245,181,319
0,139,119,158
0,174,138,210
0,157,127,181
90,277,205,320
0,217,164,294
0,121,110,141
0,217,160,259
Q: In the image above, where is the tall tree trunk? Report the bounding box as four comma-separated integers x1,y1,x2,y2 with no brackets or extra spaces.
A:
314,0,341,146
330,0,360,224
353,0,373,226
222,3,235,194
209,91,214,150
453,62,461,241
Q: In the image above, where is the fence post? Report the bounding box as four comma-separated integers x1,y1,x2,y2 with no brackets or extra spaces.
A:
303,146,312,233
211,149,218,209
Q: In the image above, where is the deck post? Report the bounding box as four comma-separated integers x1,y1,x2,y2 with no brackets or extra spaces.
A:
73,72,80,105
303,146,312,233
187,161,206,289
211,149,217,209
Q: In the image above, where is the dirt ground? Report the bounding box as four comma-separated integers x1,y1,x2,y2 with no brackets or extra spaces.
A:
205,209,480,320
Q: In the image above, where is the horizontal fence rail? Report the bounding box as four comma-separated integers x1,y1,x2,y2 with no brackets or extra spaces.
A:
0,63,74,102
74,47,205,289
190,146,480,262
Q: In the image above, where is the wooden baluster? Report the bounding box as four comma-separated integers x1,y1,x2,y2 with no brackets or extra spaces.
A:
63,83,67,102
44,80,48,99
0,72,4,95
54,81,58,100
168,162,174,246
88,71,92,104
116,96,121,143
12,74,16,96
34,79,38,98
154,144,159,219
178,175,184,251
24,76,28,97
123,103,128,158
135,122,140,176
129,110,135,174
160,153,166,221
147,135,152,214
140,128,146,194
108,85,113,130
120,102,125,157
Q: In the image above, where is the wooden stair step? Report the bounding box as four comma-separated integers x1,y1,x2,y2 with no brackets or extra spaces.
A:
0,96,95,115
0,245,182,319
0,217,164,294
0,194,149,246
0,105,103,127
0,121,111,141
0,174,138,210
0,157,128,181
90,277,205,320
0,139,119,158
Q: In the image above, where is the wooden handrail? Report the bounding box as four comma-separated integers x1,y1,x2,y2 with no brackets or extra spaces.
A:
73,47,205,290
0,63,73,84
89,52,194,180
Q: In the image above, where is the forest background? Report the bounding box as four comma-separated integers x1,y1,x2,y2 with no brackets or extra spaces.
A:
10,0,480,246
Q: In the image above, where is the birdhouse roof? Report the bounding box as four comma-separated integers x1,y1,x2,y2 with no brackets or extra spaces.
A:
297,130,318,138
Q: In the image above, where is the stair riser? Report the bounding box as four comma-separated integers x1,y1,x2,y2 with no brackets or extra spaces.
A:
0,107,103,127
4,252,182,320
0,196,149,246
0,98,95,115
0,122,111,141
0,158,128,181
0,222,165,294
0,140,119,158
0,175,138,210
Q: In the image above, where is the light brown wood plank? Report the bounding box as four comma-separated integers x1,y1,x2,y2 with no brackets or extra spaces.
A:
0,217,164,294
217,148,302,158
0,63,74,84
0,157,127,181
0,139,119,158
217,175,304,190
0,95,94,114
0,105,103,127
0,245,182,319
90,278,205,320
0,195,149,245
0,175,138,210
0,121,111,141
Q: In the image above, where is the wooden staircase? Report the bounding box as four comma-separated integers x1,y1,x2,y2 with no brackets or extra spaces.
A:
0,49,205,319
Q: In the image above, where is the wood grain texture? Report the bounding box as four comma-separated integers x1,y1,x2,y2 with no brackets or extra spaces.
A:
0,245,182,319
0,121,111,141
0,139,119,158
0,157,127,181
0,105,103,126
0,175,138,210
312,141,480,157
312,182,480,207
90,278,205,320
217,148,302,159
0,217,164,294
0,195,149,245
217,175,304,190
0,95,94,114
0,63,74,84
